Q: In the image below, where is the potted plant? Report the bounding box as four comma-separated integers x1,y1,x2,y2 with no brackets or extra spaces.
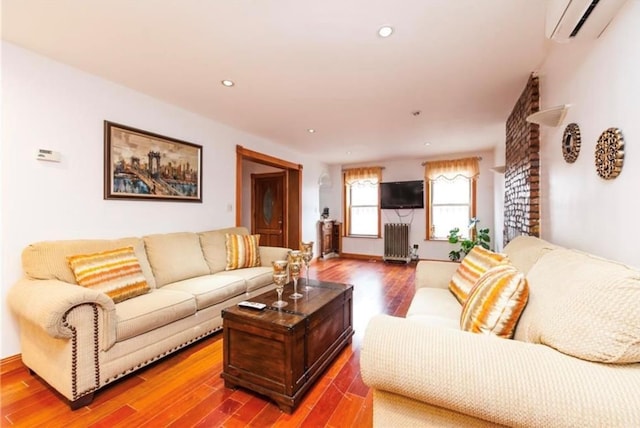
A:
447,218,490,262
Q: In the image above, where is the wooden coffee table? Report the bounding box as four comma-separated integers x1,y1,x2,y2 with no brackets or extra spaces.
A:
221,279,354,413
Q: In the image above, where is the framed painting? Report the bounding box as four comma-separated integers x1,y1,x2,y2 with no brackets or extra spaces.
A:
104,121,202,202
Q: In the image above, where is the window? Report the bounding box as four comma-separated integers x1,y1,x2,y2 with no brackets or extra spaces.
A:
425,157,479,240
343,167,382,237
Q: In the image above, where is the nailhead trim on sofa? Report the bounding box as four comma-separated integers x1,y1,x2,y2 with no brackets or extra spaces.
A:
63,304,101,400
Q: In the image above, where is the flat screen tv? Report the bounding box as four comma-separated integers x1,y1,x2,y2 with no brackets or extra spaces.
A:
380,180,424,209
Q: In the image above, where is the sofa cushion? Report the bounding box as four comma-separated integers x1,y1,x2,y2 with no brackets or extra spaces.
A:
22,237,156,288
214,267,273,292
460,264,529,339
516,249,640,363
449,246,509,304
162,275,246,310
67,246,150,303
406,288,461,329
225,234,261,270
115,289,196,342
503,235,559,274
144,232,210,287
199,227,250,273
407,288,461,321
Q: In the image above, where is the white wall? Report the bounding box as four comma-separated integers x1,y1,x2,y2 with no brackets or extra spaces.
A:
492,144,506,252
330,150,495,261
0,42,326,358
318,164,341,221
536,0,640,267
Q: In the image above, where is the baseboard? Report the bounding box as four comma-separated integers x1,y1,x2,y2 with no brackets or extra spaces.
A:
1,354,24,375
317,253,451,264
339,253,384,262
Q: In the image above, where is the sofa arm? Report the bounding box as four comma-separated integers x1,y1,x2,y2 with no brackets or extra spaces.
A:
259,246,291,267
361,315,640,427
415,260,459,290
8,278,117,349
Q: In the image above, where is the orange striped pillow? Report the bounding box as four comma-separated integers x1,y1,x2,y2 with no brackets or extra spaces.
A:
225,234,261,270
449,246,509,304
67,246,150,303
460,264,529,339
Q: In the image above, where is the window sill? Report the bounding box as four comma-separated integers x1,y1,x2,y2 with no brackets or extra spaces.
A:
345,235,380,239
426,237,471,242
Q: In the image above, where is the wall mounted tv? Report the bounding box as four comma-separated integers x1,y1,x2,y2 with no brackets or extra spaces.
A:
380,180,425,209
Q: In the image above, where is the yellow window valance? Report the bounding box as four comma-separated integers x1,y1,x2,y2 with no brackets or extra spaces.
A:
424,157,480,181
343,167,383,185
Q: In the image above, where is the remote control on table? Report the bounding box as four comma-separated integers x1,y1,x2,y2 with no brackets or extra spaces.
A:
238,301,267,310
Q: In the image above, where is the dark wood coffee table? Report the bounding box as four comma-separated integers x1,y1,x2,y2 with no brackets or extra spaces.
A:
221,279,354,413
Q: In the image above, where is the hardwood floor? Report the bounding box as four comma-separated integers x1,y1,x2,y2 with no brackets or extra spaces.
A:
1,258,416,427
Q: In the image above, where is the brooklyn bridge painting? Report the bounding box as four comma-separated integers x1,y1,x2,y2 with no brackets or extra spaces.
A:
104,121,202,202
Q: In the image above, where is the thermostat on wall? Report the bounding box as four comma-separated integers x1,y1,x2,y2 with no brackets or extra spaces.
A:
36,149,61,162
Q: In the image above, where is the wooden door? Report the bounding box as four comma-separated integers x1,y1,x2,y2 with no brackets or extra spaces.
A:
252,172,285,247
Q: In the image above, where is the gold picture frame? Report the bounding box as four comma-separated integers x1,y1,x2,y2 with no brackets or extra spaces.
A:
104,121,202,202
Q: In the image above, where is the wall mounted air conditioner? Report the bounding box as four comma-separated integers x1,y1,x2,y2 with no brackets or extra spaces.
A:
546,0,628,42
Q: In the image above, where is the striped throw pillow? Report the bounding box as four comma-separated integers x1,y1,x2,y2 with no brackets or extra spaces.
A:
460,264,529,339
67,246,150,303
225,234,261,270
449,246,509,304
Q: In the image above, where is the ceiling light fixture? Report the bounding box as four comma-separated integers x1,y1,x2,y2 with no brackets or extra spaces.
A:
424,142,431,146
378,26,394,38
307,128,316,133
221,80,235,87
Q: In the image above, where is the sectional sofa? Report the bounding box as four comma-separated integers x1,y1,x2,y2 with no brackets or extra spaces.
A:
361,236,640,426
8,226,289,409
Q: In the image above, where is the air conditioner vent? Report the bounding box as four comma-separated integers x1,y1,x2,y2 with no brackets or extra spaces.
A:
569,0,601,37
546,0,628,42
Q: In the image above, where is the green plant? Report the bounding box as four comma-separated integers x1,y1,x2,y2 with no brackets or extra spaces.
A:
447,218,490,262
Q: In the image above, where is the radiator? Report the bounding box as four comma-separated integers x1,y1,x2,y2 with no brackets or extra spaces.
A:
383,223,411,263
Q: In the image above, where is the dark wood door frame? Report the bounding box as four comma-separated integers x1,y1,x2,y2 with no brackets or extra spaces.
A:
236,145,302,249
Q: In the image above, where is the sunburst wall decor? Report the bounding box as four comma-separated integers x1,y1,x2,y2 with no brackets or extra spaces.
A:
594,127,624,180
562,123,581,163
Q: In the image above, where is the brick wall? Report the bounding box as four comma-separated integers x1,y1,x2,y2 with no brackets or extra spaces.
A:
504,74,540,245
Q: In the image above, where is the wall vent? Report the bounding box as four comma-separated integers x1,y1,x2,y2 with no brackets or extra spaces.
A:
546,0,628,42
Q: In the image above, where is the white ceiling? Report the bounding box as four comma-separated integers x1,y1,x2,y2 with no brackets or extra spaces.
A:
1,0,550,165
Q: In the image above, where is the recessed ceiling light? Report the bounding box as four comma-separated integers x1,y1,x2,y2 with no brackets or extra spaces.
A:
424,142,431,146
307,128,316,133
378,26,394,38
221,80,235,87
346,151,352,155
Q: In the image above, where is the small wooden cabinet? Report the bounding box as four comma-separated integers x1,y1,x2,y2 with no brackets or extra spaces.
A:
318,220,341,259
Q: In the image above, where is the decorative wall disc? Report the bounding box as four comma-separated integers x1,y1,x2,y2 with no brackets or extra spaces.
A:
594,127,624,180
562,123,581,163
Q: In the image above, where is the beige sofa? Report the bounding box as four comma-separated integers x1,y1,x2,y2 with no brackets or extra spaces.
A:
361,236,640,427
8,226,289,409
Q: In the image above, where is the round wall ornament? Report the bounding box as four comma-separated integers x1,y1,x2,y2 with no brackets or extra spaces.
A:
562,123,581,163
594,127,624,180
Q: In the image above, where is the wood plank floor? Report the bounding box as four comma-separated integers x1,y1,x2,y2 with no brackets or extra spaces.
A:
1,258,416,427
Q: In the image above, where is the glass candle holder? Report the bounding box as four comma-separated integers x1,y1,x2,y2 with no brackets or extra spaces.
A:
272,272,288,308
288,250,303,299
272,259,288,275
300,241,314,289
272,259,289,308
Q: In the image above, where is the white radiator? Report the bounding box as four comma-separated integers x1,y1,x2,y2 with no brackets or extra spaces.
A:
383,223,411,263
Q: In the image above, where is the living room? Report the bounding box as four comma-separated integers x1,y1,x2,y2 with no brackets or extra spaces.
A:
2,0,640,425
